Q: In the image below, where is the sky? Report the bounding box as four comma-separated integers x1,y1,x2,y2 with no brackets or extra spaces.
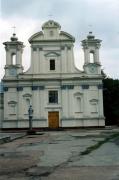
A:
0,0,119,79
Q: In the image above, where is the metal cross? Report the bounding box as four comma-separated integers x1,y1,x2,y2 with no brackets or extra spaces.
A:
48,14,53,19
88,24,93,32
12,26,16,34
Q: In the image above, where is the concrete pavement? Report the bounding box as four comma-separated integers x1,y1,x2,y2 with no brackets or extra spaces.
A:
0,127,119,179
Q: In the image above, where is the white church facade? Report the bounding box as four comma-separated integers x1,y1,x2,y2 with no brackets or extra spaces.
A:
0,20,105,129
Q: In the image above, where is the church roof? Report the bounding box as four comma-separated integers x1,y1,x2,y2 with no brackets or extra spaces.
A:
42,20,61,30
29,20,75,43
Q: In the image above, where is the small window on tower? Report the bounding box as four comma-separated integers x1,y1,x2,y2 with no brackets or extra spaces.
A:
12,53,16,65
50,59,55,70
90,51,94,63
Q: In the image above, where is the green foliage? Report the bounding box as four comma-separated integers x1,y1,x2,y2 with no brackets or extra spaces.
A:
80,132,119,155
103,78,119,125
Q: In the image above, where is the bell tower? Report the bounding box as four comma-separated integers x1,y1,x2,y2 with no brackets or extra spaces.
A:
82,32,102,74
3,33,24,77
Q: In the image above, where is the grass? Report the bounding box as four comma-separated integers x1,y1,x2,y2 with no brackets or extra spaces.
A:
80,132,119,156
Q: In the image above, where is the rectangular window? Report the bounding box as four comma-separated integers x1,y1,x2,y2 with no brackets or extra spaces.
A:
50,59,55,70
49,91,58,103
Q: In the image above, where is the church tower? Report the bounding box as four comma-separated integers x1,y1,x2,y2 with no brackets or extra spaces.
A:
82,32,102,75
3,33,24,77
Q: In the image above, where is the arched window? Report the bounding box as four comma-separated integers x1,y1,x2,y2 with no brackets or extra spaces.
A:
90,99,98,113
76,97,81,112
12,53,16,65
8,101,17,115
90,51,94,63
74,92,83,113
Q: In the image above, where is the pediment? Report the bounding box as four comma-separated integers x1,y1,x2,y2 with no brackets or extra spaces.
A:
23,93,32,97
60,31,75,42
29,30,75,43
44,52,60,57
90,99,98,102
29,31,44,42
8,101,17,104
74,92,83,97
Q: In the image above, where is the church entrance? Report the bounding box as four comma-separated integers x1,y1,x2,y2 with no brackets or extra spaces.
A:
48,112,59,129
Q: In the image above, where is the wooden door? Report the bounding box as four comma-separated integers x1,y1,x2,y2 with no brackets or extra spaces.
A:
48,112,59,129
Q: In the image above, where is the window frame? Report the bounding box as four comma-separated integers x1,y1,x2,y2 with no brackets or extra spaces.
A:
50,59,55,70
49,90,58,104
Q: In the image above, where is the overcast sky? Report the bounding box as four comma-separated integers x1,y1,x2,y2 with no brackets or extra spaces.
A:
0,0,119,79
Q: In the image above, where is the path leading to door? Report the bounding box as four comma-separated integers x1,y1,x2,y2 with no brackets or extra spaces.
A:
0,128,119,180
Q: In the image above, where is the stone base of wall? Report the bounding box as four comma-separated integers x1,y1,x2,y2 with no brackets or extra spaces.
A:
1,117,105,129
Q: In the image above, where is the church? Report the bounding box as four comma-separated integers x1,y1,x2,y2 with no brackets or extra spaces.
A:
0,20,105,129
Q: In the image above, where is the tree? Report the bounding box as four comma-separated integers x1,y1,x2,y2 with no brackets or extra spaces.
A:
103,78,119,125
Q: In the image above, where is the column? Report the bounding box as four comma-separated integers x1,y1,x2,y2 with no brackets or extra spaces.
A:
6,51,12,65
39,90,45,118
16,49,22,65
70,46,76,72
67,47,71,72
32,90,40,119
61,46,67,73
68,90,73,117
84,48,90,64
33,48,39,74
83,89,90,117
61,89,68,118
17,91,23,120
94,48,100,64
98,89,104,117
40,50,45,73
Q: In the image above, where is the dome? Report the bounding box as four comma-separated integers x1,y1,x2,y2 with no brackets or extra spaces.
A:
87,31,95,40
10,33,18,41
42,20,61,30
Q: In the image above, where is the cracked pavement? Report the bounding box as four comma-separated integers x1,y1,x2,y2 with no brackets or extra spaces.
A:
0,128,119,180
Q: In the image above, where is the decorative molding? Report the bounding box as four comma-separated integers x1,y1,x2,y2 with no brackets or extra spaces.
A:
23,93,32,97
32,86,45,90
17,87,23,91
8,101,17,104
61,85,74,90
32,86,39,90
44,51,60,57
82,85,89,89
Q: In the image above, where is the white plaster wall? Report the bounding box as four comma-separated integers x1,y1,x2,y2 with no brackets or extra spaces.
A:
0,94,3,128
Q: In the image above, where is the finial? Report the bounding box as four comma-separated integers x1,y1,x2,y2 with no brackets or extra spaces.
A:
11,26,18,41
87,24,95,39
89,31,93,34
48,14,53,20
12,26,16,34
88,24,93,31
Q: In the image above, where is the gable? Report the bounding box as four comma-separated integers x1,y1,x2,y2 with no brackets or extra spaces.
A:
60,31,75,42
29,31,44,42
29,30,75,43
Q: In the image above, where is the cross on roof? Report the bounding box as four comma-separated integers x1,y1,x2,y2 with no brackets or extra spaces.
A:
12,26,16,34
88,24,93,32
48,14,53,19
